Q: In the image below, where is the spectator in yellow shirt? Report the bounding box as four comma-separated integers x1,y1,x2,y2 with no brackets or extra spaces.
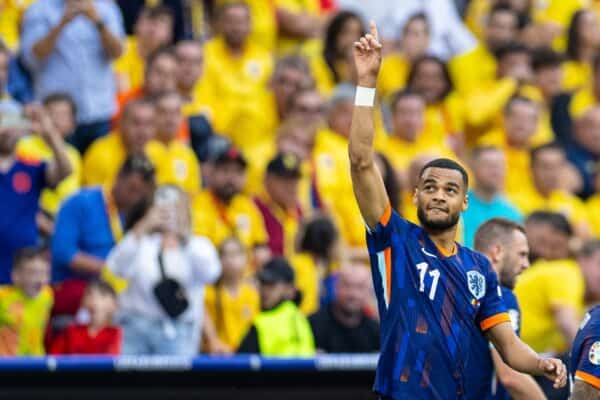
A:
255,153,304,259
146,91,200,195
525,211,573,263
515,240,600,354
0,246,53,356
587,174,600,238
113,5,174,94
275,0,322,55
305,10,364,95
83,99,155,186
451,4,520,95
201,2,273,150
192,143,268,257
406,55,465,156
562,9,600,91
379,13,430,100
509,143,590,237
16,93,82,241
204,237,259,353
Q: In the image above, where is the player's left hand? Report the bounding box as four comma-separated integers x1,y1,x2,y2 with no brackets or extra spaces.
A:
538,357,567,389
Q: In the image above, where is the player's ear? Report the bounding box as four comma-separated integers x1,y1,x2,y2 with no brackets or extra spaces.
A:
412,187,419,206
462,191,468,211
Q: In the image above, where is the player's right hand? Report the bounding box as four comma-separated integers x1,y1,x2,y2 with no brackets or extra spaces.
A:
352,20,382,88
538,357,567,389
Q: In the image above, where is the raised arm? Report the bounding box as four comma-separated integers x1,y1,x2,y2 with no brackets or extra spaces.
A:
348,21,389,229
487,322,567,389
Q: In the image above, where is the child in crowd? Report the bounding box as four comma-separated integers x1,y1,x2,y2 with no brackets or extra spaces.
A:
50,280,121,355
0,247,53,355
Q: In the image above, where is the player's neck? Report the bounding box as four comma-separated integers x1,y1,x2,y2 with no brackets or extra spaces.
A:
426,228,457,255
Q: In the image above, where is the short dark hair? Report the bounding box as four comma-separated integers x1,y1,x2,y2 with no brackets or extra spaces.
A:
146,46,176,71
217,1,249,19
389,88,423,111
406,55,453,100
530,142,564,164
138,4,175,22
489,3,519,24
403,12,429,34
121,98,154,122
470,145,502,161
579,240,600,258
474,218,525,252
298,216,338,261
42,93,77,118
13,246,46,271
419,158,469,188
531,47,564,71
85,280,117,300
525,211,573,237
503,95,536,115
118,154,155,183
566,10,588,61
494,42,530,61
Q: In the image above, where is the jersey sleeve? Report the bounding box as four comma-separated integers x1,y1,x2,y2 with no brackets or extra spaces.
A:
365,203,410,253
574,336,600,390
476,257,510,332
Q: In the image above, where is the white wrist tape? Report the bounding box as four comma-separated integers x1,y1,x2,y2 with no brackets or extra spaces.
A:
354,86,376,107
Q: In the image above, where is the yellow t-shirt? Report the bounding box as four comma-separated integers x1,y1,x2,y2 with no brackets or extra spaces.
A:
449,44,497,95
16,135,82,215
587,194,600,238
204,282,260,350
0,285,53,356
192,190,268,250
569,86,597,118
509,189,590,230
289,252,322,316
514,259,585,353
113,36,145,94
199,37,273,149
82,132,127,187
145,139,201,195
0,0,36,50
562,60,591,92
378,53,411,100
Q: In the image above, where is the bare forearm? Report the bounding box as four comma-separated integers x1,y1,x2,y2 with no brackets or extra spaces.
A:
45,132,72,186
491,348,546,400
70,253,105,275
32,21,67,61
97,24,123,59
276,8,321,38
494,333,542,375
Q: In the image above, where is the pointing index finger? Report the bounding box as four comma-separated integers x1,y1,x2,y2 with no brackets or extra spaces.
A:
370,20,379,42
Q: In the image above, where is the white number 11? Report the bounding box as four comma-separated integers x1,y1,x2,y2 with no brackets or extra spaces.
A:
416,262,440,300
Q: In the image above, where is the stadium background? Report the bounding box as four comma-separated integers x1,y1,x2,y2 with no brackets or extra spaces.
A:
0,0,599,398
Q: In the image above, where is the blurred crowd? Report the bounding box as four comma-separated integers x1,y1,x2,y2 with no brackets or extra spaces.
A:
0,0,598,376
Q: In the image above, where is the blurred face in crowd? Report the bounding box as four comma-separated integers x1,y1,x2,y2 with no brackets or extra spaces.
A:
219,238,247,282
154,93,182,141
12,256,49,298
401,16,429,61
486,9,519,50
531,147,565,195
120,102,156,154
327,98,353,139
576,11,600,48
82,287,117,329
335,265,371,317
220,4,251,50
335,16,363,55
579,247,600,301
259,281,295,310
113,171,155,214
265,173,299,210
410,59,449,104
497,51,533,82
0,51,8,93
471,148,506,195
0,114,26,156
408,154,437,190
392,94,425,142
497,230,530,289
535,65,563,101
525,220,570,261
415,167,468,232
135,12,173,54
504,100,539,148
290,90,325,126
271,66,312,117
211,161,246,203
45,100,76,139
145,53,178,96
277,122,317,161
175,41,204,93
574,108,600,156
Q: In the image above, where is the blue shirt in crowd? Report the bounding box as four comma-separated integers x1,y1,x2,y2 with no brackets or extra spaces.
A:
20,0,124,124
0,158,47,283
462,190,522,249
51,187,123,282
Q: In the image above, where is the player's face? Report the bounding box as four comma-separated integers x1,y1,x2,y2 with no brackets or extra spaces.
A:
414,167,467,232
499,230,530,289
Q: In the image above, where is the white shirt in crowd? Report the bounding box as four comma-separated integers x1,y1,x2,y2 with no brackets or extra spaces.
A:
107,233,221,323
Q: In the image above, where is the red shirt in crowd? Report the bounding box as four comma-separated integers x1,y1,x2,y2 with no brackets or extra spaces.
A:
49,324,122,355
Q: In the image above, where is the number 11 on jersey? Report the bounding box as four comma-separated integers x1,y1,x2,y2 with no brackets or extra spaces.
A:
416,262,440,300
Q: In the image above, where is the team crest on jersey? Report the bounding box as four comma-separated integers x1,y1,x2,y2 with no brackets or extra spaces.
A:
589,342,600,366
467,270,486,300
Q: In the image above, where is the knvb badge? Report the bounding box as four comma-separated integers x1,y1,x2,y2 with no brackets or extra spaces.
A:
467,270,486,300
